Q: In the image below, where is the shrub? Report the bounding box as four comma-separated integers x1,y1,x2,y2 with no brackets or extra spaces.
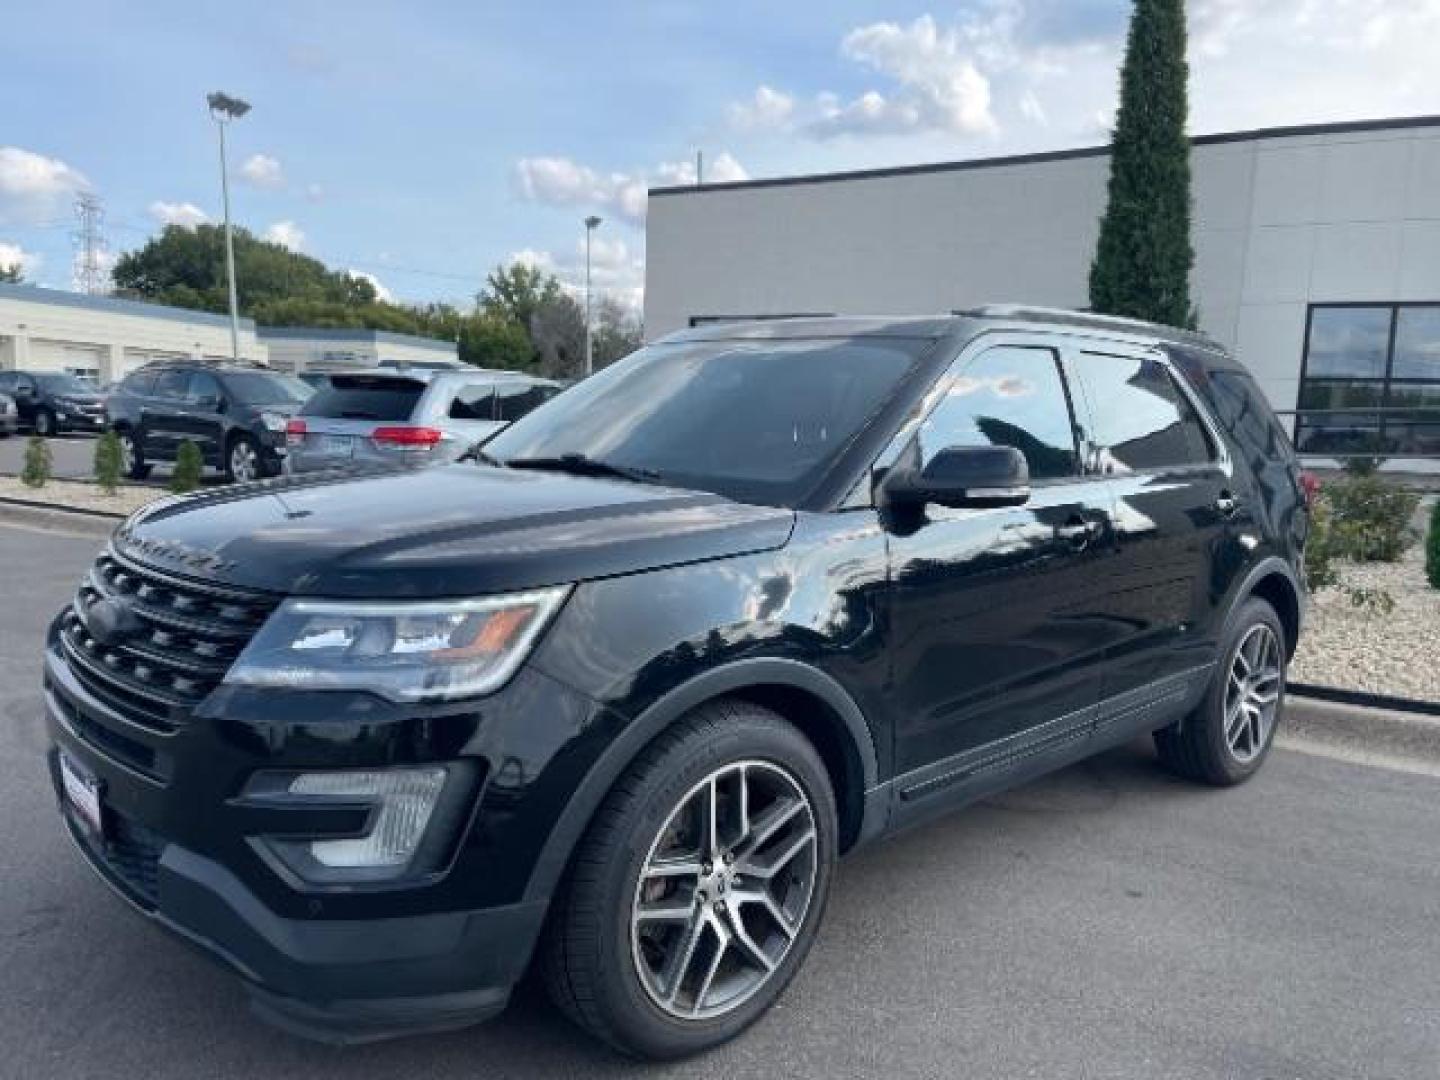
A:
170,440,203,493
21,436,51,488
93,430,122,495
1426,500,1440,591
1323,474,1420,563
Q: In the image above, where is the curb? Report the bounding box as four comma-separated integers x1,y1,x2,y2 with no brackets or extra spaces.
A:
1290,681,1440,719
0,499,121,538
0,493,128,521
1280,696,1440,774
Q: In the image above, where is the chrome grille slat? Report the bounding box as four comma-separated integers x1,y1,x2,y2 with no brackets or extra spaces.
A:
60,548,280,731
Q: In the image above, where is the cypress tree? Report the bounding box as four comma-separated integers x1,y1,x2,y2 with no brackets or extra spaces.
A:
1088,0,1195,329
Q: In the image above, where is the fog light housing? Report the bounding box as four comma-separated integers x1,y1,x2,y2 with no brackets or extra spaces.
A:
251,766,449,885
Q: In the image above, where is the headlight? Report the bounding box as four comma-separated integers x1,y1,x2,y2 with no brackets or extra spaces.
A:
260,411,288,432
225,587,571,701
246,766,450,883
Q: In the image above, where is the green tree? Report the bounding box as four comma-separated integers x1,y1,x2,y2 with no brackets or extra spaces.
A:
93,430,123,495
0,262,24,284
171,440,203,493
461,313,534,371
21,436,51,488
593,296,643,369
1088,0,1195,329
478,262,563,332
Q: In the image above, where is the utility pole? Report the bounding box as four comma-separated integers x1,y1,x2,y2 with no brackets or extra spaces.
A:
207,92,251,362
584,215,602,377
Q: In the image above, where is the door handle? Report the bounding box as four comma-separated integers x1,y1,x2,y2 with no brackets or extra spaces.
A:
1215,491,1239,518
1056,516,1099,552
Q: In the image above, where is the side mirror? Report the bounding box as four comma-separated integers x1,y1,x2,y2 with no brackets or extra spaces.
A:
881,444,1031,510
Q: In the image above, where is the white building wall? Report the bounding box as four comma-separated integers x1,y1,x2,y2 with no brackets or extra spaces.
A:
257,333,458,373
645,119,1440,421
0,286,265,380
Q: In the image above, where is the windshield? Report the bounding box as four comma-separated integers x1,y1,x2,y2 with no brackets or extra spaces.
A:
485,337,932,505
35,374,96,396
225,371,312,406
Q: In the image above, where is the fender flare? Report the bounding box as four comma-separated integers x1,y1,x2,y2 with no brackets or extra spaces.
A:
1228,554,1305,644
521,657,880,904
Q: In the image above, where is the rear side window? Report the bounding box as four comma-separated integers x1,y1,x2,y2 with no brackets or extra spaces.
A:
919,345,1079,480
152,369,191,400
449,383,495,420
1072,353,1212,472
301,376,426,420
495,381,558,422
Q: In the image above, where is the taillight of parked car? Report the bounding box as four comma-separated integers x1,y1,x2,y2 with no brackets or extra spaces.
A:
1299,470,1320,509
371,426,443,451
286,418,307,448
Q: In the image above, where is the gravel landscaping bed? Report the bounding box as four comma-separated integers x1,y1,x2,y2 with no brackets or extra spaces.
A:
1292,538,1440,704
0,476,162,517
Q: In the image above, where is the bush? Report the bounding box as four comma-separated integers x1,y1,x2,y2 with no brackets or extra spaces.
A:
21,436,51,488
170,440,203,493
1426,500,1440,591
93,430,122,495
1323,474,1420,563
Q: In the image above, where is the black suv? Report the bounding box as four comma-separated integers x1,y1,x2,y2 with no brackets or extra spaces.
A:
43,309,1307,1058
0,370,108,434
105,363,311,482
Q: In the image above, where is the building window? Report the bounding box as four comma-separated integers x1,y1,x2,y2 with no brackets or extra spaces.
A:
1297,303,1440,457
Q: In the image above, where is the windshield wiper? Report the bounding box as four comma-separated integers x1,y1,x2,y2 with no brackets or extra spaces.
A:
503,453,663,485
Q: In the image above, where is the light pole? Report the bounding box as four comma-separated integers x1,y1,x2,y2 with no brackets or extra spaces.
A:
207,92,250,363
584,215,602,377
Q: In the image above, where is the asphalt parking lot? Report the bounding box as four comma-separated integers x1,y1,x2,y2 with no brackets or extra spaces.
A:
3,516,1439,1078
0,430,106,481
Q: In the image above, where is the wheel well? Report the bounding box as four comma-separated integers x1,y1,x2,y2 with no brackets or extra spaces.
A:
1248,572,1300,658
725,683,868,852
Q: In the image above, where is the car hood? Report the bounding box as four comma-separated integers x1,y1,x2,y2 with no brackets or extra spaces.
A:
114,464,795,597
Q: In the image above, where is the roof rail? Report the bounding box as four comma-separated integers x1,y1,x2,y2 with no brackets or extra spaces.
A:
955,304,1221,348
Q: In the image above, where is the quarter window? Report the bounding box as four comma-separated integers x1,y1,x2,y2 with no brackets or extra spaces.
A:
449,384,496,420
918,346,1079,481
1298,303,1440,456
1072,353,1213,473
494,381,557,422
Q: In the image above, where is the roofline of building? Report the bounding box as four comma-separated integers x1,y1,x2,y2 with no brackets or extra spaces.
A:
254,326,457,353
0,282,258,331
650,113,1440,197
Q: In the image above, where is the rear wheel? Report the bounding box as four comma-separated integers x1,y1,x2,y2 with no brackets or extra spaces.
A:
225,434,261,483
543,700,837,1059
1155,597,1287,785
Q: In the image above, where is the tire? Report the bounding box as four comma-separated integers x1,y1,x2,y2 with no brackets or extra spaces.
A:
34,408,56,437
225,434,261,483
117,429,152,480
542,699,837,1059
1155,597,1287,786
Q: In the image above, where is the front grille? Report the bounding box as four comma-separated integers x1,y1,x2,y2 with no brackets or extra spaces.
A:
60,550,279,731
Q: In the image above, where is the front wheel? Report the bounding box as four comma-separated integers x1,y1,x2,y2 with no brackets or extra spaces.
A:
1155,597,1287,785
117,430,152,480
543,700,837,1059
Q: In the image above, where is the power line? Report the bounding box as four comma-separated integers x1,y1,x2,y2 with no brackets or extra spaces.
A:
71,192,110,295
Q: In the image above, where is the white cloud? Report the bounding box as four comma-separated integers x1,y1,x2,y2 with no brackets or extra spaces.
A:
148,200,209,229
0,147,88,225
506,236,646,313
0,241,40,277
346,269,392,302
238,153,284,189
514,152,748,226
727,85,796,132
264,220,305,250
1019,89,1047,126
808,15,997,139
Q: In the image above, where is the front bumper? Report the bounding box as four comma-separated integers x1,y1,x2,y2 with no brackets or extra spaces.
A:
55,409,107,432
41,627,606,1041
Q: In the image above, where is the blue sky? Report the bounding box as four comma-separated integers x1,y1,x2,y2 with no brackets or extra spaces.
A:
3,1,1439,313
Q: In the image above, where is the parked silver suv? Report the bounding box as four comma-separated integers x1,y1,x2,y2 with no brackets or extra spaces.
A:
285,368,561,473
